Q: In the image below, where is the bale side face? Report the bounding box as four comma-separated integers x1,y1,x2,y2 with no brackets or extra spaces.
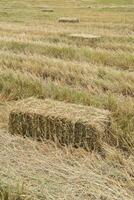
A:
42,9,54,12
8,98,111,150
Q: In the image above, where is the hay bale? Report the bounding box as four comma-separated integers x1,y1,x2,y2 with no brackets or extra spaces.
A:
58,18,79,23
69,33,101,40
9,98,111,150
41,8,54,12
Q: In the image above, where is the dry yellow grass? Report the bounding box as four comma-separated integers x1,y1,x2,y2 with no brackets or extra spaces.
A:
0,129,134,200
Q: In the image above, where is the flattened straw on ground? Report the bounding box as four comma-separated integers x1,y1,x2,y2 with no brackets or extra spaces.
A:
9,98,111,150
58,18,79,23
69,34,101,40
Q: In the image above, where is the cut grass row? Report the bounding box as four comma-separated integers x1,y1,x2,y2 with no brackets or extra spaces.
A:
0,39,134,70
0,23,134,38
0,52,134,96
0,69,134,153
0,28,134,52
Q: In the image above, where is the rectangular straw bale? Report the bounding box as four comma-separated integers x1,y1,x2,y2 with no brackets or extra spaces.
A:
69,34,101,40
41,8,54,12
9,98,111,150
59,18,79,23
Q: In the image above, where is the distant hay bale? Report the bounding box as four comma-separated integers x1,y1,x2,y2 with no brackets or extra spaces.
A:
41,8,54,12
9,98,111,150
69,33,101,40
58,18,80,23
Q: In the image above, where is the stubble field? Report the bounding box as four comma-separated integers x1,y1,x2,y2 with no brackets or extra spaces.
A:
0,0,134,199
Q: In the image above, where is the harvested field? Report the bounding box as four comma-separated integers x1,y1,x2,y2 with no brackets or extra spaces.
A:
9,98,111,150
0,0,134,199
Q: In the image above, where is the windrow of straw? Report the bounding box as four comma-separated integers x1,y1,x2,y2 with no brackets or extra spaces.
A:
9,98,112,151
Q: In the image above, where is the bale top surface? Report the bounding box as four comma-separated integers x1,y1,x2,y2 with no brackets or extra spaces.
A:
11,98,110,132
69,34,101,39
